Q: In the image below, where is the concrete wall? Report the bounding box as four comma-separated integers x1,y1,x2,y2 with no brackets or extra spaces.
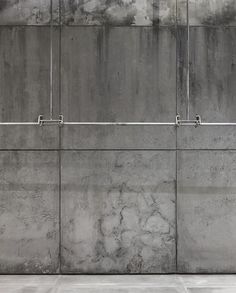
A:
0,0,236,274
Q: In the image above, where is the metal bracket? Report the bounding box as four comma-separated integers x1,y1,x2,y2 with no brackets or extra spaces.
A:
38,115,64,126
175,114,202,127
176,114,181,127
195,114,201,127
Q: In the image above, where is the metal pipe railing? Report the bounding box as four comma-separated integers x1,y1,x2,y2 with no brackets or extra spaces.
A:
62,122,176,126
49,0,53,119
0,122,39,125
186,0,190,121
0,115,236,127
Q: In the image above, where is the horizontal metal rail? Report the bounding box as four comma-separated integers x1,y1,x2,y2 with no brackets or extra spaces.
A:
63,122,176,126
0,122,39,125
0,115,63,126
201,123,236,126
1,115,236,126
0,122,236,126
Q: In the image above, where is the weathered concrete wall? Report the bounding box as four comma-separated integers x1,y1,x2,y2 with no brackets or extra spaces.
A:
61,151,176,273
0,0,236,273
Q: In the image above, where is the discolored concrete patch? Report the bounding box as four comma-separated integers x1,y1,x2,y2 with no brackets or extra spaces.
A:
0,151,59,273
0,0,59,25
177,151,236,273
177,27,236,149
61,151,176,273
60,26,177,149
0,26,59,149
61,0,176,25
177,0,236,26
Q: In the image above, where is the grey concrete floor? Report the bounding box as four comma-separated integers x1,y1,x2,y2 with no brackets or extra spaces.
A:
0,275,236,292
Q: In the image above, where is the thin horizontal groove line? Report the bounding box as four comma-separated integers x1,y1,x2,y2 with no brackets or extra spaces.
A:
0,149,60,151
1,24,236,28
0,24,174,28
176,24,236,28
0,24,58,27
59,149,176,151
1,149,236,151
61,24,177,27
0,272,234,275
60,149,236,152
55,273,177,275
0,149,176,152
176,149,236,151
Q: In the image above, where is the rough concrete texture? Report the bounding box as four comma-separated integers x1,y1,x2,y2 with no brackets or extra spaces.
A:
1,0,236,275
61,0,176,26
177,0,236,25
2,275,236,292
178,27,236,149
2,0,236,26
178,151,236,273
61,151,176,273
0,26,59,149
0,0,177,26
0,0,60,25
153,0,177,25
0,0,59,25
0,151,59,273
61,27,176,149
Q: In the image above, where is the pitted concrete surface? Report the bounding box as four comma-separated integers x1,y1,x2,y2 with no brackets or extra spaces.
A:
1,275,236,292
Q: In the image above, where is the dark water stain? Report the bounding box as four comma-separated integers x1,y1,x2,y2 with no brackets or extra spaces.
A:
0,0,8,11
0,260,59,274
202,4,236,25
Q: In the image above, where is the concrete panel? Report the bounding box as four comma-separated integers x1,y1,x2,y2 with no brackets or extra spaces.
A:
0,27,59,149
177,0,236,25
177,27,236,149
188,289,236,293
0,151,59,273
61,27,176,149
0,0,59,25
61,0,176,26
61,151,176,273
176,27,188,120
153,0,177,25
177,151,236,273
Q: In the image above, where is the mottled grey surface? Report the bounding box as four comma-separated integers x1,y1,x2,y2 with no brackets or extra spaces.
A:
61,0,176,26
61,0,153,25
176,26,187,120
0,0,59,25
1,0,236,276
182,275,236,287
194,287,236,292
0,151,59,273
177,151,236,273
153,0,176,25
1,275,236,292
0,26,59,149
177,0,236,25
188,289,236,293
2,0,236,26
61,151,176,273
61,27,176,149
61,125,176,150
0,275,192,292
177,27,236,149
